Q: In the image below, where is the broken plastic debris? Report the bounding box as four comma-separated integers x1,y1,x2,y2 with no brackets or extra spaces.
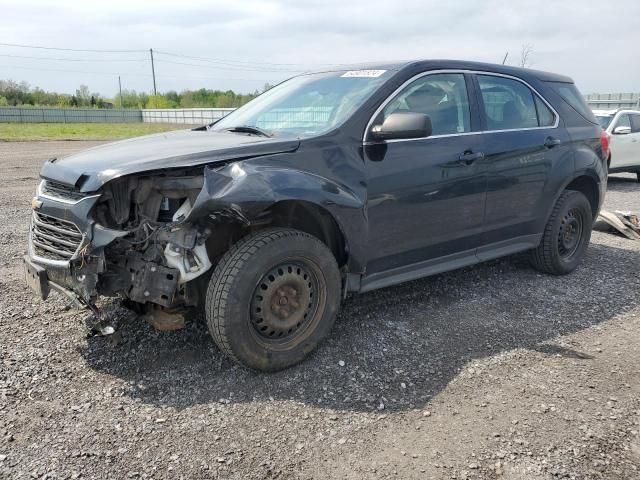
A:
99,325,116,335
595,209,640,240
84,313,117,337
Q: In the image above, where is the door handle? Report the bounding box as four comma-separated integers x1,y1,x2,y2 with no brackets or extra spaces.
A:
544,136,562,148
456,151,484,165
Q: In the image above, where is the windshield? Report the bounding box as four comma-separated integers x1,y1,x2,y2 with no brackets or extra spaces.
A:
596,115,613,129
211,70,391,137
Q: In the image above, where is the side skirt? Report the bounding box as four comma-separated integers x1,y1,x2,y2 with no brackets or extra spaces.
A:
357,234,541,293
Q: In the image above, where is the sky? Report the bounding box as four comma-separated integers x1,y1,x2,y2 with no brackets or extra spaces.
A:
1,0,639,98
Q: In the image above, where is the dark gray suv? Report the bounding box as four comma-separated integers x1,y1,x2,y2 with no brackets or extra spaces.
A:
24,60,608,371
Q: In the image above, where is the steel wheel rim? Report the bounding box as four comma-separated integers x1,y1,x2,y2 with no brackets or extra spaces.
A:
249,259,323,347
557,207,584,259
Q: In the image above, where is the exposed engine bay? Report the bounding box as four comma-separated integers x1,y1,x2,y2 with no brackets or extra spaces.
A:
30,165,257,331
93,170,212,309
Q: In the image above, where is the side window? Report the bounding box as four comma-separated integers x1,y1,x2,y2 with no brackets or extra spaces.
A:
382,73,471,136
628,114,640,133
478,75,540,130
535,96,555,127
615,114,631,129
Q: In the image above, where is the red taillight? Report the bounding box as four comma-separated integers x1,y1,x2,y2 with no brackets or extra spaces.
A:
600,129,610,159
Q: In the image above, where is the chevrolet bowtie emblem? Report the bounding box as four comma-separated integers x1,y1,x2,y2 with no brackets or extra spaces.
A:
31,197,43,210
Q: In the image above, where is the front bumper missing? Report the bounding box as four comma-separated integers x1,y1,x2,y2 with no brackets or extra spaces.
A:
26,185,212,310
23,255,85,308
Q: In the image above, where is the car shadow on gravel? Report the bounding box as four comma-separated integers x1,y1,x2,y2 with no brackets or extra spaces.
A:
80,241,640,413
607,174,640,192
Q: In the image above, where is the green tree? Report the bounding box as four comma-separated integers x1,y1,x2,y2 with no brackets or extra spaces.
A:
0,78,257,109
0,95,8,106
146,95,176,109
75,85,91,107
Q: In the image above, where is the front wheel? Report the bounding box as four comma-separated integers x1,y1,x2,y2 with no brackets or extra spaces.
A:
205,228,341,371
530,190,593,275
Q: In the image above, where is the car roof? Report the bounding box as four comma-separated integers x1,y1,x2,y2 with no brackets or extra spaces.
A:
306,59,574,83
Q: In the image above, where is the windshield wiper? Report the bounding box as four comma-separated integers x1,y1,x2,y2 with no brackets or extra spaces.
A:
224,125,273,137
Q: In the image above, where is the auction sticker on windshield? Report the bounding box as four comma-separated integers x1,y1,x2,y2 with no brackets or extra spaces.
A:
341,70,387,78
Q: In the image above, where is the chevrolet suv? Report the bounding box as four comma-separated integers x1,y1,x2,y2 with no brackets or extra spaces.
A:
24,60,608,371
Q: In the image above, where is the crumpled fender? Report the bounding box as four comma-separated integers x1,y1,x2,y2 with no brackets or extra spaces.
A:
187,161,367,272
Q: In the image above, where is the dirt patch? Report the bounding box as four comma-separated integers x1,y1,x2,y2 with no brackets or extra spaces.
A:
1,141,639,479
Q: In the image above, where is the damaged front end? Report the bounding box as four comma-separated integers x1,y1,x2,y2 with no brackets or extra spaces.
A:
25,151,359,335
25,167,235,326
94,171,213,308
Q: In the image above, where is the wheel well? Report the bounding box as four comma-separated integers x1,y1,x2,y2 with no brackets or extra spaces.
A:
263,201,348,267
203,201,348,274
565,176,599,218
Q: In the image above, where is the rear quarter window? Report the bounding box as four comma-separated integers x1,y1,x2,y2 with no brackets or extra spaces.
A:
547,82,598,124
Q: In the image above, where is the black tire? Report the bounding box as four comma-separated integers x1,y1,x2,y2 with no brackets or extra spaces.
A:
530,190,593,275
205,228,341,371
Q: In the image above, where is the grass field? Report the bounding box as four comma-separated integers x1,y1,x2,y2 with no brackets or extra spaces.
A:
0,123,188,141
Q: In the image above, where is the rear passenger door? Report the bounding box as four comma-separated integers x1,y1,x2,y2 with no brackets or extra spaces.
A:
474,74,573,259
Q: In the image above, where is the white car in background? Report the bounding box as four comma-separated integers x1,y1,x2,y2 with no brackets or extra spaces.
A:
594,109,640,182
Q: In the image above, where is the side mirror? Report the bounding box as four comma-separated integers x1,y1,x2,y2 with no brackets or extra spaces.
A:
613,126,631,135
370,112,432,141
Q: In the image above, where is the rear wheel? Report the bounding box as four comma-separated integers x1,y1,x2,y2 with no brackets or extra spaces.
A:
205,228,341,371
530,190,592,275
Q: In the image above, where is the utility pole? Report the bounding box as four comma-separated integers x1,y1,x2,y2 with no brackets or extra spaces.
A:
502,51,509,65
118,75,123,108
150,48,157,95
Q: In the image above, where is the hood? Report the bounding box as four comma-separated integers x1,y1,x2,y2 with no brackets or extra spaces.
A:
40,129,300,192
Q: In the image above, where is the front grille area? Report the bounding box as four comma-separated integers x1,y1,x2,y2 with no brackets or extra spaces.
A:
31,212,83,262
41,180,87,202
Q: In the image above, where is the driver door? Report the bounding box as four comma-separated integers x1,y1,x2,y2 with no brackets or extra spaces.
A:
362,72,487,288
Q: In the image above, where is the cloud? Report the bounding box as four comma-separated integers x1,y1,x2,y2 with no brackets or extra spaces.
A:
0,0,638,95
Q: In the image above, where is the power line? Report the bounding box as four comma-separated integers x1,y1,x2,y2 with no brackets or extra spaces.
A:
0,42,334,69
0,41,312,91
154,50,328,68
0,53,148,62
0,51,301,73
0,42,145,53
154,57,303,73
0,64,151,77
0,63,265,82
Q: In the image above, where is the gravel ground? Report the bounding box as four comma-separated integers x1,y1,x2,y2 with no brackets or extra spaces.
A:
1,141,639,480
